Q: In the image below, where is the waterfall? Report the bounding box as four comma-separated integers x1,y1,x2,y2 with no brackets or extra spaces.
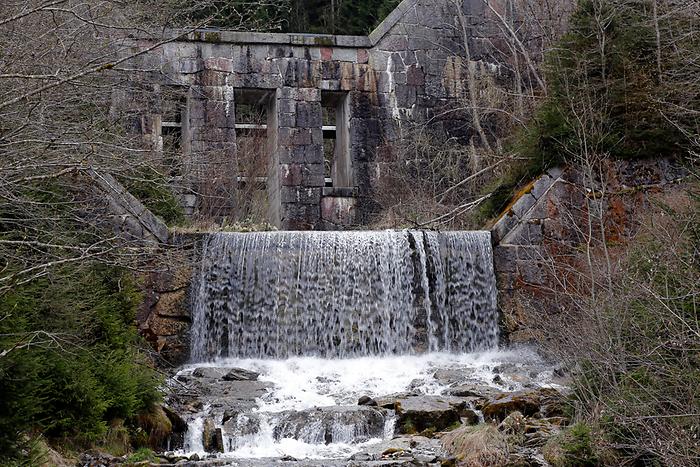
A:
190,230,497,362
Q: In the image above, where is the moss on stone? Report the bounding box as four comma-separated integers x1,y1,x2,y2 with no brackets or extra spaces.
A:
204,31,221,42
313,36,334,46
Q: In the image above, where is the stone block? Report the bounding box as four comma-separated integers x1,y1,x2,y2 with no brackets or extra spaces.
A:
192,127,235,142
377,34,408,52
369,50,391,71
491,212,518,244
278,144,323,165
516,260,546,286
271,45,294,58
375,72,392,93
277,112,296,128
530,175,554,199
279,163,324,187
277,87,298,99
510,193,536,218
406,65,425,85
199,70,229,86
389,52,406,72
395,85,417,108
516,246,545,262
332,48,359,63
281,203,321,230
357,49,369,64
547,166,563,179
276,98,296,114
178,58,202,74
322,61,341,80
493,245,517,273
504,222,543,245
278,127,313,146
204,57,233,72
297,88,321,101
295,102,323,128
496,271,516,291
321,196,356,226
319,79,342,91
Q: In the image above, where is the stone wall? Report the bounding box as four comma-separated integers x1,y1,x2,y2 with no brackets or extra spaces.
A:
118,0,517,230
490,158,689,342
138,235,202,366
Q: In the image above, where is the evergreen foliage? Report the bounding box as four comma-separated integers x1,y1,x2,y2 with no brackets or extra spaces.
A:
483,0,699,219
0,264,161,459
287,0,401,35
168,0,402,35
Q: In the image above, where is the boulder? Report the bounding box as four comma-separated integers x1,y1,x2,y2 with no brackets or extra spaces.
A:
192,367,227,379
202,418,223,453
391,396,463,434
272,406,386,444
445,382,504,400
222,368,259,381
481,387,567,422
162,405,187,432
358,395,378,406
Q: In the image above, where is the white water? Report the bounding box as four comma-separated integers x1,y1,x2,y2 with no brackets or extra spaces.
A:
178,229,512,460
176,348,557,459
190,230,498,361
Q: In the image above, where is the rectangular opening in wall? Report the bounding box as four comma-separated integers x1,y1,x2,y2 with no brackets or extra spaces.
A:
160,87,187,177
233,88,274,223
321,91,352,189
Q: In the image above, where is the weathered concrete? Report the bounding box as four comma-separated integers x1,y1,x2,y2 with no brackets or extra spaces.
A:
87,169,169,244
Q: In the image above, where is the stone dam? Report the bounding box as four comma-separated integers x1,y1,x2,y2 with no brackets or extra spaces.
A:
157,229,563,464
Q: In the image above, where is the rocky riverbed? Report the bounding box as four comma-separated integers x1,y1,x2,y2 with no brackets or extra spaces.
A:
77,347,570,467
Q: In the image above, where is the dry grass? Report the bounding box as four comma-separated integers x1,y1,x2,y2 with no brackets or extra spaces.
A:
441,424,510,467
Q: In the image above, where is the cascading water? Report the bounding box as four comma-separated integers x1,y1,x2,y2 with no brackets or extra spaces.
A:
190,230,498,361
176,230,510,461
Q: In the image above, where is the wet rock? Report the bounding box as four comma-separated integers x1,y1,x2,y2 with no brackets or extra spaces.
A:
222,412,261,437
392,396,462,434
375,392,414,409
483,391,540,421
482,388,565,421
357,435,446,463
202,419,223,453
192,367,227,379
272,406,386,444
445,382,503,400
358,395,378,406
460,407,480,426
222,368,259,381
538,387,567,417
163,404,187,432
432,368,465,385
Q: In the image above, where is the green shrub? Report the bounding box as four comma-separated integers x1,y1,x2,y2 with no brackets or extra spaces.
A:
544,423,599,467
483,0,698,220
127,447,157,463
0,264,161,460
119,167,185,226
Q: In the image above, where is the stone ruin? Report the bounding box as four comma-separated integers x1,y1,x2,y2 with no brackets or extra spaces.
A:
115,0,512,230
